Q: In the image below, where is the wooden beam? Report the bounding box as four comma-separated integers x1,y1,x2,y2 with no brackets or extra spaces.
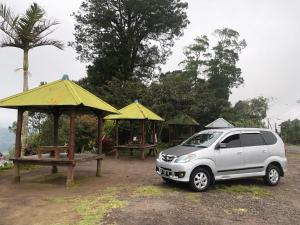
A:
130,120,133,142
96,113,103,177
13,108,23,183
68,111,76,160
115,120,119,146
52,112,60,173
141,120,145,145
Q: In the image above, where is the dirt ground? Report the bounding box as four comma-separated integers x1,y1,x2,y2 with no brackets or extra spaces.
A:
0,148,299,225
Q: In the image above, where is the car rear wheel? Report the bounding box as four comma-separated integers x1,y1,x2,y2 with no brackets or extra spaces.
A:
264,165,280,186
189,168,210,192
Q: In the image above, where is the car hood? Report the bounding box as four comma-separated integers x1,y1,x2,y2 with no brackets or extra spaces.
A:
161,145,201,157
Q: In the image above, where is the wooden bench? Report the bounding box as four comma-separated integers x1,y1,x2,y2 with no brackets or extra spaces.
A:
114,144,157,160
37,146,68,159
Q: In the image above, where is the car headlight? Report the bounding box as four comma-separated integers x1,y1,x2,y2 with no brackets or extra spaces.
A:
174,154,196,163
158,152,163,159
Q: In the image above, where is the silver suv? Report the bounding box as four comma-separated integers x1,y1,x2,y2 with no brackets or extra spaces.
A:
156,128,287,191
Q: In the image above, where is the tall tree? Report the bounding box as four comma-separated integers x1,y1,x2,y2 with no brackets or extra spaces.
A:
0,2,64,154
72,0,189,87
208,28,246,100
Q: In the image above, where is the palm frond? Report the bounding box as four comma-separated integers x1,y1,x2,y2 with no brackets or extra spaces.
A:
0,3,19,40
31,38,64,50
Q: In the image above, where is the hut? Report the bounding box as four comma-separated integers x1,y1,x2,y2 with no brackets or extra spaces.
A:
167,114,199,146
0,76,119,186
205,118,234,129
104,100,164,159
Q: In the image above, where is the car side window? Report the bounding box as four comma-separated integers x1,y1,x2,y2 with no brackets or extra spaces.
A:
240,133,265,147
261,131,277,145
221,134,241,148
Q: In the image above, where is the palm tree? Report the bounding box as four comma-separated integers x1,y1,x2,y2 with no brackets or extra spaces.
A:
0,2,64,154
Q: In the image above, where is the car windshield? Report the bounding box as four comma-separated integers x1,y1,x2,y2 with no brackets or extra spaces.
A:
182,132,223,148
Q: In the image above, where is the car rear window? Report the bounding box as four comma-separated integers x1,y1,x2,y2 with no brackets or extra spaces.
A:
261,131,277,145
240,133,265,147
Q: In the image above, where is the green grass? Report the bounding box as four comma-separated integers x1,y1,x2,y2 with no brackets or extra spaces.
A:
186,192,200,203
46,197,67,204
216,184,270,197
133,185,165,197
0,162,14,170
75,188,127,225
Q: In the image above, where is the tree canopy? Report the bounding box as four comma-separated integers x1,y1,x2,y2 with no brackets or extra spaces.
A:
71,0,189,84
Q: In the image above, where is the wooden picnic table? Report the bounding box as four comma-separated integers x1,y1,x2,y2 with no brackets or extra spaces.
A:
114,144,157,160
37,146,68,159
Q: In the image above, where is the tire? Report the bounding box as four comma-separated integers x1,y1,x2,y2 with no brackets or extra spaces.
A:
189,168,211,192
264,165,281,186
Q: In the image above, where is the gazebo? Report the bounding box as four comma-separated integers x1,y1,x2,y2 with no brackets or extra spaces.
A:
167,114,199,146
0,76,119,186
104,101,164,159
205,117,234,129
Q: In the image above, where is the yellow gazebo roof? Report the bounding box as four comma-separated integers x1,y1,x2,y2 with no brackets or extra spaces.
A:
104,101,164,121
0,78,119,113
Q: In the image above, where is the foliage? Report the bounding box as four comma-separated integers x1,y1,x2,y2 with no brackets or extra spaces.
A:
0,161,14,170
216,184,270,197
133,185,164,197
280,119,300,144
0,3,64,51
72,0,189,84
231,96,268,128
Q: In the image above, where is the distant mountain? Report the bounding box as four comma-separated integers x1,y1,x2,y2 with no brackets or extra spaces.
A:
0,128,14,154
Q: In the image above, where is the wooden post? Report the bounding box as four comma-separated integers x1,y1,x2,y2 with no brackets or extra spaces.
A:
141,120,145,160
152,121,157,156
66,111,76,187
141,120,145,145
52,112,60,174
13,108,23,183
68,111,76,160
115,120,119,158
96,113,103,177
130,120,133,142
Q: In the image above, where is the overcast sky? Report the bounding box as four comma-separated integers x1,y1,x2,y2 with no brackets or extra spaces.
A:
0,0,299,129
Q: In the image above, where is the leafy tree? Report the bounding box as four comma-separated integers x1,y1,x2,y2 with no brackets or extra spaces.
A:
72,0,189,86
231,96,269,127
207,28,246,100
280,119,300,144
0,3,64,154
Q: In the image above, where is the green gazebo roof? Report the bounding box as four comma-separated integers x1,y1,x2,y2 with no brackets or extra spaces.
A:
0,79,119,114
104,101,164,121
166,114,199,126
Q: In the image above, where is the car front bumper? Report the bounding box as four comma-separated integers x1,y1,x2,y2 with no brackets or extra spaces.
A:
155,158,194,182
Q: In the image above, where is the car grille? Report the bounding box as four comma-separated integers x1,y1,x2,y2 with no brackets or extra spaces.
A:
162,154,176,162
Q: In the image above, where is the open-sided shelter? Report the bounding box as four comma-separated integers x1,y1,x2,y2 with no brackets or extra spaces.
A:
104,101,164,159
166,114,199,146
205,118,234,129
0,76,119,186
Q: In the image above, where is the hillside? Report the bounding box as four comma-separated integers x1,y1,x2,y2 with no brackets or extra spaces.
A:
0,128,14,154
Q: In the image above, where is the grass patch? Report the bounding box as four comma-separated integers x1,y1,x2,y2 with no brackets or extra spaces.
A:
46,197,66,204
216,184,270,197
133,185,165,197
75,188,127,225
186,192,200,203
0,162,14,171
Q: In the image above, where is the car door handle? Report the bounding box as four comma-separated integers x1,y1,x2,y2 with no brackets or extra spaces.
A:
262,150,267,153
237,151,242,154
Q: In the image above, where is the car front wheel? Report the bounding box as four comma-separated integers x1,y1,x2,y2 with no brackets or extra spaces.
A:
264,165,281,186
189,168,211,192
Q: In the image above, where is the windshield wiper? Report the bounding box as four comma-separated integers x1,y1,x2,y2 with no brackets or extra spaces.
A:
196,145,207,148
182,144,194,147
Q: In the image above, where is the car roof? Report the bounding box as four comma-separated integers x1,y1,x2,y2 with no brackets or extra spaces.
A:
199,127,274,133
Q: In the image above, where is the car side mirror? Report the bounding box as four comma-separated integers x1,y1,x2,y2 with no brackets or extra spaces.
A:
215,143,226,149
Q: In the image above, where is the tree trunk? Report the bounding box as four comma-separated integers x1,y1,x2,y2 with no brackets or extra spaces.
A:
21,49,29,156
